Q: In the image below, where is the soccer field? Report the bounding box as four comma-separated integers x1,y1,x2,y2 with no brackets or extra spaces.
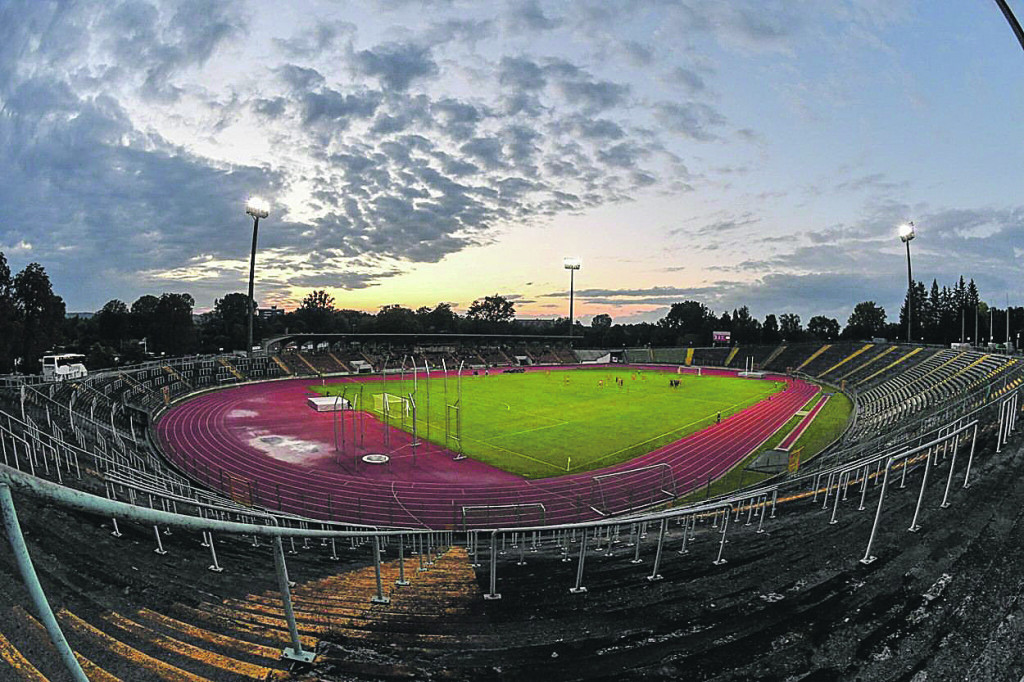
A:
311,367,783,478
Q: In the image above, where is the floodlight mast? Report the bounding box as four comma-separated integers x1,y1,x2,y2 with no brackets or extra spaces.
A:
245,197,270,357
898,222,916,344
563,257,581,339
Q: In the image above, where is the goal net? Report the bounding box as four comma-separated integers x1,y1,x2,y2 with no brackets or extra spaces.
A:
373,393,410,418
460,503,547,530
589,463,677,516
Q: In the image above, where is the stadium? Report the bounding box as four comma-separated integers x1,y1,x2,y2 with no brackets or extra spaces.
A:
3,2,1024,681
2,335,1022,680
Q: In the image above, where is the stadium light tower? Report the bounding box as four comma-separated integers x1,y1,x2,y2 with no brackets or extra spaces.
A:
564,257,581,338
898,222,916,344
245,197,270,357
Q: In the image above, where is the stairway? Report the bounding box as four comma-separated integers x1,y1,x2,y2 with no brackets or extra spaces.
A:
762,344,787,370
794,344,831,373
271,355,292,375
216,358,244,381
817,344,872,379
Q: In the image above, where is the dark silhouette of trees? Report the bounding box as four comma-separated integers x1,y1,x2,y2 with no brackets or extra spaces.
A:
467,295,516,324
0,253,17,373
807,315,840,341
13,263,66,372
844,301,887,340
779,313,803,341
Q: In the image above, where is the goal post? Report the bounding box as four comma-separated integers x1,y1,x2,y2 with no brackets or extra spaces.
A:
461,503,546,530
589,463,678,516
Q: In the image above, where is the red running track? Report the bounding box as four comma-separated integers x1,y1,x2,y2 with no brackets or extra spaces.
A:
155,366,818,529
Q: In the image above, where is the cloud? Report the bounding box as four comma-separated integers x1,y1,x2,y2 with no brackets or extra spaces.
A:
557,78,630,112
505,0,562,32
654,101,726,141
664,66,707,93
299,88,382,125
350,42,438,90
498,56,547,90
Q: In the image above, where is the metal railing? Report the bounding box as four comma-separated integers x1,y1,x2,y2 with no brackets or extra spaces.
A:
0,348,1020,680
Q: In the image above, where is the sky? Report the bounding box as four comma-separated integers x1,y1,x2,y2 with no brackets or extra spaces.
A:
2,0,1024,326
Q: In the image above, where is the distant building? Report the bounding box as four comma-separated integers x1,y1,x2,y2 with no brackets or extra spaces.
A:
259,305,286,319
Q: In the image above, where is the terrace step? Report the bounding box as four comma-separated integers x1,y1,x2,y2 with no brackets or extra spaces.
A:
271,356,292,375
216,358,244,381
12,606,121,682
856,346,923,386
724,347,739,367
762,344,786,370
0,629,48,681
818,343,872,379
794,344,831,373
839,345,895,381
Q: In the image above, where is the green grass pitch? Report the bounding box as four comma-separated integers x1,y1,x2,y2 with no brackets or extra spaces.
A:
311,367,783,479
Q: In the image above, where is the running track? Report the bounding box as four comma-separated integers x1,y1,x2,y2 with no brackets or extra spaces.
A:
155,366,818,529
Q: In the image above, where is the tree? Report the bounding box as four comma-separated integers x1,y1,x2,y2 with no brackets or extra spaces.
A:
295,289,336,332
466,295,516,324
591,314,612,330
130,295,160,341
96,299,131,345
779,313,803,340
206,293,252,351
422,303,459,333
843,301,887,339
376,304,419,333
762,314,780,343
151,293,196,355
807,315,840,341
730,306,761,344
13,262,65,372
658,301,714,345
0,252,18,373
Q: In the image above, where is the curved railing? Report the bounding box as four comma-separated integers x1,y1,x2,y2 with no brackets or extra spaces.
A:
0,346,1020,679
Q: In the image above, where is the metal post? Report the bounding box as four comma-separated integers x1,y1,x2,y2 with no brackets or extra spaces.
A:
484,531,501,600
153,525,167,555
246,215,260,356
940,435,961,509
861,461,891,564
570,531,588,593
713,510,729,565
0,484,89,682
829,473,843,525
858,464,869,511
206,532,223,572
272,536,315,663
905,237,913,343
678,516,690,554
647,518,666,581
908,451,932,533
396,535,409,586
371,535,390,604
963,423,979,488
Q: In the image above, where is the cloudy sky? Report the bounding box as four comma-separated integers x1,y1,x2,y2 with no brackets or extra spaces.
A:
2,0,1024,324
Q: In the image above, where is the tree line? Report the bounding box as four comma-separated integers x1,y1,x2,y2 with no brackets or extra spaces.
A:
1,250,1018,374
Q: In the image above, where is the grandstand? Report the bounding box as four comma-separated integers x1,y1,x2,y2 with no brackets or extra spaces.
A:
1,343,1023,679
